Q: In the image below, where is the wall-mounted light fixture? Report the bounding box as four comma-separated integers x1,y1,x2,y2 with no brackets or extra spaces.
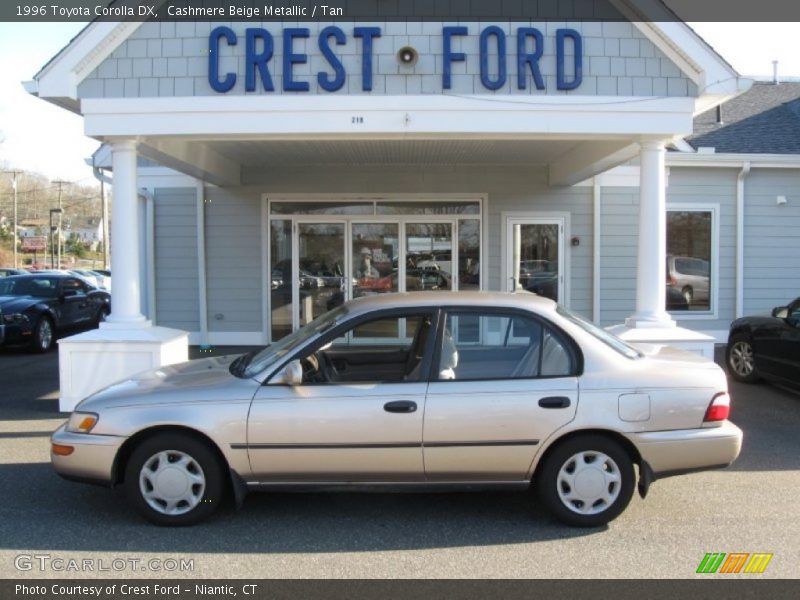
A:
397,46,418,66
777,195,788,206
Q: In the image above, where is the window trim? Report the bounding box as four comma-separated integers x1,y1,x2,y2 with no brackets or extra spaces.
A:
666,203,719,320
430,306,583,383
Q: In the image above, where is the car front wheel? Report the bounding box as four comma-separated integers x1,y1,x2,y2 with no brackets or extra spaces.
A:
726,334,759,383
536,435,635,527
124,432,226,526
30,316,54,353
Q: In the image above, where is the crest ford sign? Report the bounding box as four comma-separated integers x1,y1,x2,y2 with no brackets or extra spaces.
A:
208,25,583,94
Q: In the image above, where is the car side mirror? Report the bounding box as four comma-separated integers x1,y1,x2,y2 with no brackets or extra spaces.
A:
772,306,789,319
270,359,303,385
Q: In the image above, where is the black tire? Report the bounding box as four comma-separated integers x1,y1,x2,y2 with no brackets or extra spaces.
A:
536,434,635,527
682,286,693,306
30,316,54,353
726,333,760,383
96,306,110,325
124,432,226,526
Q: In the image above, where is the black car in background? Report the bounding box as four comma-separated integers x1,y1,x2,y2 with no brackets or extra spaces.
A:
726,297,800,389
0,273,111,353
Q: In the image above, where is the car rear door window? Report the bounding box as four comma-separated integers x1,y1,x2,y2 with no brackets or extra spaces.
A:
436,311,574,380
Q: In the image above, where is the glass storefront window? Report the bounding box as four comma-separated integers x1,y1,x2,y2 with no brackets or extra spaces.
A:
377,201,480,215
271,201,373,215
267,200,482,342
667,210,713,312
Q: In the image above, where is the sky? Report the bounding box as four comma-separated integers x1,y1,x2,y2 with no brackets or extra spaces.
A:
0,21,798,185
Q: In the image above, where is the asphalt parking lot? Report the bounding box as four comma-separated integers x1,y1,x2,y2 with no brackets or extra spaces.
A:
0,345,798,578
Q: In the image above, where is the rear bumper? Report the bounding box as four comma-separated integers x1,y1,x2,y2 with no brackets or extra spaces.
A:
631,421,743,477
50,423,126,486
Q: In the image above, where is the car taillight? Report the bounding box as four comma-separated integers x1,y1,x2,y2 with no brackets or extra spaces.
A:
704,392,730,422
667,275,677,286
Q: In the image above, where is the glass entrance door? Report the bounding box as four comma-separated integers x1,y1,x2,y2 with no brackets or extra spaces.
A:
507,218,564,302
352,223,399,299
405,222,454,292
296,222,346,326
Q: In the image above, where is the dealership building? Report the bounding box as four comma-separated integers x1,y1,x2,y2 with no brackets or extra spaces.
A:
25,4,800,409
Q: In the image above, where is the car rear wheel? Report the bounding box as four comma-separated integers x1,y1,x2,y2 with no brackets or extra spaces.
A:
682,286,693,306
30,316,54,353
536,435,635,527
124,433,225,526
726,334,759,383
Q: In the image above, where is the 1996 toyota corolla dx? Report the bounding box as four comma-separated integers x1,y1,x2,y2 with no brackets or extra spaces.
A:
51,292,742,527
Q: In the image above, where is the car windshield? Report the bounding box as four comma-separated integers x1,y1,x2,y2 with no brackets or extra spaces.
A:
236,305,349,378
0,277,59,298
556,306,642,360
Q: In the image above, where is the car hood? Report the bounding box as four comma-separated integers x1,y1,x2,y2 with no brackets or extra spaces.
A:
0,295,42,312
76,355,261,411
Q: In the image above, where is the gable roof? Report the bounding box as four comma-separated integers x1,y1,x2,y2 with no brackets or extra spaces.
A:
25,3,747,114
688,82,800,154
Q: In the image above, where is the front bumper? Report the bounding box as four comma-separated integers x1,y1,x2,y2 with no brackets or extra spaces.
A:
50,423,127,486
631,420,743,477
0,322,33,346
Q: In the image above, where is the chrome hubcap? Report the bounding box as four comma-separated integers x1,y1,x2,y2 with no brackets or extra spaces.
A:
39,320,52,350
557,451,622,515
139,450,205,516
729,341,754,376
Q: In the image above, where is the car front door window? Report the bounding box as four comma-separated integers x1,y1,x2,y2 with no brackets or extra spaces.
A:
300,313,435,384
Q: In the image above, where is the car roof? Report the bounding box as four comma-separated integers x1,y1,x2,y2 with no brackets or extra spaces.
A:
5,272,71,279
344,290,557,315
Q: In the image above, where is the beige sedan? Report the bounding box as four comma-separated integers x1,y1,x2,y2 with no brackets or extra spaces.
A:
51,292,742,527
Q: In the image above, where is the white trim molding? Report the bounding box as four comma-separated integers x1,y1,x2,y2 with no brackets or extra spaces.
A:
81,95,698,140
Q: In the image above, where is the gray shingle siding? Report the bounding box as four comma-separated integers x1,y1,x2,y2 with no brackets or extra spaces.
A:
78,20,694,99
743,169,800,314
153,188,200,331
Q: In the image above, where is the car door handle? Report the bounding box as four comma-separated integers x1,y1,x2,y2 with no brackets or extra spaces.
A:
539,396,571,409
384,400,417,413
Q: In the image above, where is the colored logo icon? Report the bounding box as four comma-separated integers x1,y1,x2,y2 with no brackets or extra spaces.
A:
696,553,773,574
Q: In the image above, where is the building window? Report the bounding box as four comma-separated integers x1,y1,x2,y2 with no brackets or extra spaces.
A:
666,208,716,314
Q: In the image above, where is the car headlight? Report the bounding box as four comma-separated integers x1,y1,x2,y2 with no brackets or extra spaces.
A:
2,313,29,324
66,412,99,433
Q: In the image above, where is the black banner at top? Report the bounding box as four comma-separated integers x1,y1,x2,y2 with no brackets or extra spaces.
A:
4,0,800,22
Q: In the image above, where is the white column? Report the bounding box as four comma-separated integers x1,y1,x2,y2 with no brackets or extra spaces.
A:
625,140,674,329
105,139,148,328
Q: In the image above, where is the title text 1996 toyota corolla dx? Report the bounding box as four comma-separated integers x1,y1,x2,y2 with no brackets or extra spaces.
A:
51,292,742,527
